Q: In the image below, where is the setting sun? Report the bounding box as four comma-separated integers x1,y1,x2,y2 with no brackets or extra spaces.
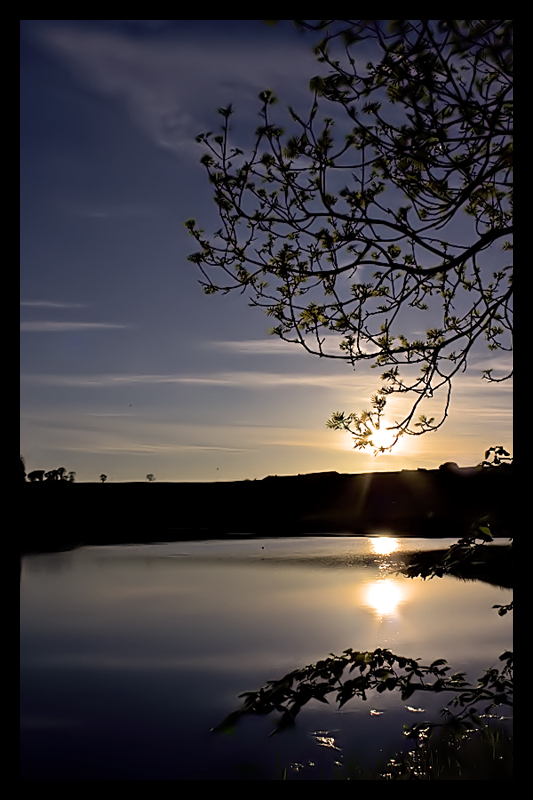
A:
339,419,406,456
371,422,399,451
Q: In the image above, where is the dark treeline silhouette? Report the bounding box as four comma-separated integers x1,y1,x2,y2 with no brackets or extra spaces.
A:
20,457,512,554
21,458,76,483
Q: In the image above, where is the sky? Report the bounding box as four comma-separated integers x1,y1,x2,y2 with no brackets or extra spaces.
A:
20,20,513,482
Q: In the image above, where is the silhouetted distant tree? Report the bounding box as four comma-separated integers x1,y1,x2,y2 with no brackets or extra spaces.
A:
43,467,72,481
146,473,155,482
479,444,512,468
100,474,107,483
27,469,45,482
186,20,512,453
26,465,77,482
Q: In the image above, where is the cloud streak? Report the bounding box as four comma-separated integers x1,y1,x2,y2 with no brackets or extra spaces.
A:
59,443,252,455
211,339,304,355
20,322,131,332
21,370,360,390
20,301,88,308
211,334,370,358
22,367,512,399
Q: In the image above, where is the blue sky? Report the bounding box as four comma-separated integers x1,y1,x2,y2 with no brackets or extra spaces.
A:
20,20,512,482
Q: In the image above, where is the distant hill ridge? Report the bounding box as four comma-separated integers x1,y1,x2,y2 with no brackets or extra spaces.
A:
21,463,512,551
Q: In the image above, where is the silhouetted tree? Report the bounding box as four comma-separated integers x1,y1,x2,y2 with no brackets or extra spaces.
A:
27,469,45,482
44,469,60,481
146,473,155,482
187,20,512,452
20,456,26,483
100,474,107,483
479,444,512,468
67,471,76,482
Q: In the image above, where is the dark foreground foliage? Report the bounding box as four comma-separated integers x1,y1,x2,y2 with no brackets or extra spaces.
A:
213,646,513,741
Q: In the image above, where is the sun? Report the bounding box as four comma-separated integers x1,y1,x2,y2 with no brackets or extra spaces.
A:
370,422,398,451
339,417,406,455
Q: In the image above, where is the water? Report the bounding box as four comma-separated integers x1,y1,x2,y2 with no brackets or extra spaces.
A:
20,536,512,780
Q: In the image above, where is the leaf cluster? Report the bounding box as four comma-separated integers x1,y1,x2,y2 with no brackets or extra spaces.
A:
187,20,512,452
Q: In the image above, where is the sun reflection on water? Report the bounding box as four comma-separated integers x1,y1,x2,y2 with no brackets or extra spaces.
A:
364,578,405,616
359,537,407,617
369,537,399,556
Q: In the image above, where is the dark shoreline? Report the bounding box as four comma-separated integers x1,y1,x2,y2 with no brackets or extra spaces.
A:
21,463,512,554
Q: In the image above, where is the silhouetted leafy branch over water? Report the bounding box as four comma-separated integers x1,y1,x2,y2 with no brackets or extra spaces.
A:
213,646,513,741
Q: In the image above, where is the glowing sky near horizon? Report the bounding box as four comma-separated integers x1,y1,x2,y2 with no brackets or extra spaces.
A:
20,20,512,482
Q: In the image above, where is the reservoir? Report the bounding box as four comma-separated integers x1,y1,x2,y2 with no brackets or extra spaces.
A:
20,536,512,780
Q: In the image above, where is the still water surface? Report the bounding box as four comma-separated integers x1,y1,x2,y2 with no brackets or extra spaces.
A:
20,536,512,780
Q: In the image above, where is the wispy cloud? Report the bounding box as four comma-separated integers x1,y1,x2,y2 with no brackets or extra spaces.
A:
59,443,251,455
58,444,253,456
48,439,254,456
20,370,359,389
174,445,251,452
212,339,304,355
449,404,513,419
20,411,325,458
37,23,316,155
211,334,364,357
20,322,131,332
85,412,136,417
20,301,88,308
